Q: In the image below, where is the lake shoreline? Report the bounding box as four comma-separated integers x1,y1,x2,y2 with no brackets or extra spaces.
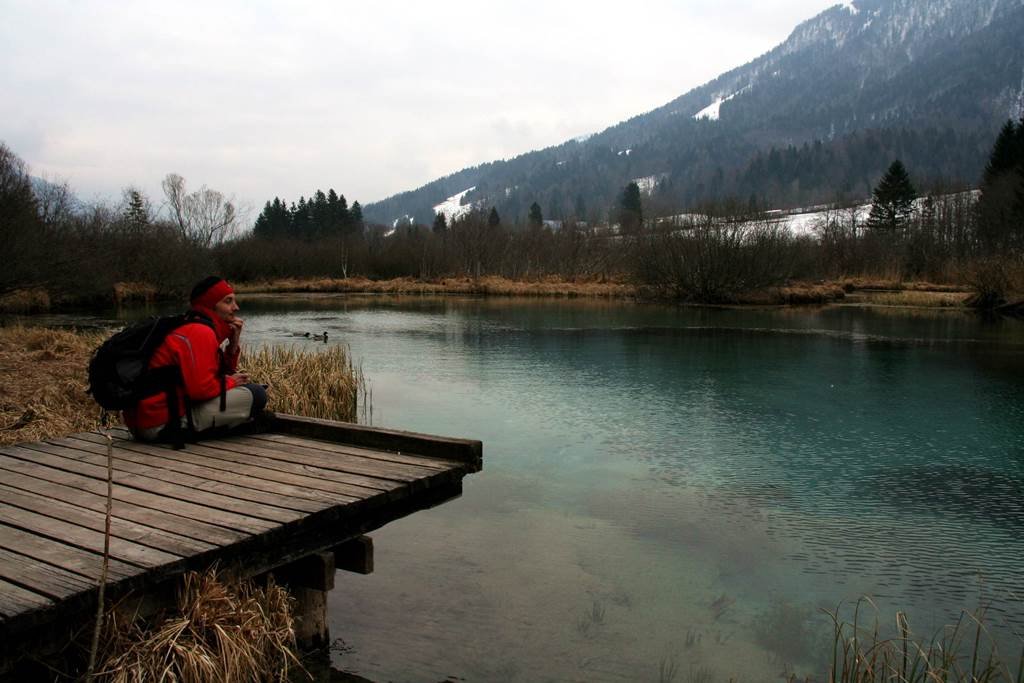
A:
235,275,973,309
0,276,976,317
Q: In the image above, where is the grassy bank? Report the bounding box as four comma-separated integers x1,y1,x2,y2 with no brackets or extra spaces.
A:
0,276,986,315
234,275,640,299
0,325,108,444
237,275,982,308
0,325,366,446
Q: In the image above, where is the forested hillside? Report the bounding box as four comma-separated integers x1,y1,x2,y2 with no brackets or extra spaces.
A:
364,0,1024,226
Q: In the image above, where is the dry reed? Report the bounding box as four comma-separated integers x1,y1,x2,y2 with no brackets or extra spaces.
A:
0,287,52,313
94,568,301,683
856,290,971,308
827,600,1023,683
235,275,638,299
0,324,109,445
240,344,367,423
111,281,158,307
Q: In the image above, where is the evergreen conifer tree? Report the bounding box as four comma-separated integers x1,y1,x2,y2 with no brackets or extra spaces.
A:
253,201,274,238
978,119,1024,251
349,201,363,234
983,120,1019,185
123,189,149,231
488,207,501,227
617,181,644,233
866,160,916,233
433,212,447,235
528,202,543,228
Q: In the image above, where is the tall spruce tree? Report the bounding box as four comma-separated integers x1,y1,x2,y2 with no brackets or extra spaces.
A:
123,189,149,231
488,207,501,227
432,212,447,235
978,118,1024,251
349,200,363,234
617,181,643,233
528,202,543,228
866,160,916,233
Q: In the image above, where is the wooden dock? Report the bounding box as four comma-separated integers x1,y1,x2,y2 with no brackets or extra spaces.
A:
0,413,481,675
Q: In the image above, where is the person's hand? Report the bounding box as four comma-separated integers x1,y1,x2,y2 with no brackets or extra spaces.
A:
227,317,244,347
230,372,251,385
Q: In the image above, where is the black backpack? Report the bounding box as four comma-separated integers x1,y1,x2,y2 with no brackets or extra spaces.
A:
87,312,215,411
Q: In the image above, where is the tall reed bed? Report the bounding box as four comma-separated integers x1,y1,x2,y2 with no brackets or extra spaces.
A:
0,324,107,444
236,275,637,298
240,343,368,423
827,600,1023,683
94,569,300,682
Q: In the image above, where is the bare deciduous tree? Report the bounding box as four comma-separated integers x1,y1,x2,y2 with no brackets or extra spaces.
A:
161,173,237,247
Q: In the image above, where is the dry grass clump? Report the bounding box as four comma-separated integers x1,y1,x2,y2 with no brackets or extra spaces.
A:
0,324,111,445
827,601,1023,683
112,281,158,306
0,287,51,313
95,568,301,683
236,275,637,299
860,290,971,308
734,282,847,305
839,277,968,293
241,344,366,423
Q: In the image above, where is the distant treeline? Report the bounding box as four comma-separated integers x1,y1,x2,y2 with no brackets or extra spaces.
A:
1,118,1021,309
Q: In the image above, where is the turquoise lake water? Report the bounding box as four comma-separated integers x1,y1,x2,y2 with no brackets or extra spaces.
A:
229,295,1024,682
53,296,1024,681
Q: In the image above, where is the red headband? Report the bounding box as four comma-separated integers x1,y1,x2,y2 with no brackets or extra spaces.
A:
191,279,234,310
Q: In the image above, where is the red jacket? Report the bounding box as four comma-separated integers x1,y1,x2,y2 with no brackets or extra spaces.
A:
123,313,240,430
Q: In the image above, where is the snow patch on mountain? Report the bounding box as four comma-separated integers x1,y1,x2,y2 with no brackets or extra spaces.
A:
433,187,477,222
693,86,750,121
633,175,664,194
839,1,858,16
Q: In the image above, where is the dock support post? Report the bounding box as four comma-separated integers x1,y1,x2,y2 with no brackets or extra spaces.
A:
275,537,375,651
275,551,334,650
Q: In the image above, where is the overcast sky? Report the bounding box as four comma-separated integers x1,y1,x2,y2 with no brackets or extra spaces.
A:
1,0,839,218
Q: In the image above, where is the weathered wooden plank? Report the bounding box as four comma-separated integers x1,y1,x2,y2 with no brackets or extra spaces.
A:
0,452,270,536
0,523,138,582
0,483,217,558
230,434,443,480
0,469,244,548
92,429,412,498
128,441,394,498
49,436,329,515
67,433,358,507
215,436,440,486
0,547,95,600
0,502,181,569
248,433,459,470
0,578,53,619
269,413,483,470
184,439,409,492
4,443,300,526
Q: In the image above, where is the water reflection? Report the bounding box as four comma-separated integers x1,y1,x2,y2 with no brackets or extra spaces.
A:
23,296,1024,680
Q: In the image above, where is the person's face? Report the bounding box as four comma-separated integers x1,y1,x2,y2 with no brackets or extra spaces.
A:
214,293,239,322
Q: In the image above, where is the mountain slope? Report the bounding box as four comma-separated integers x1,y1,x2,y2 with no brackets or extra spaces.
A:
365,0,1024,226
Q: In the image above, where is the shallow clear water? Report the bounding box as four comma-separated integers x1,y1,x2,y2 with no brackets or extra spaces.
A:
49,297,1024,681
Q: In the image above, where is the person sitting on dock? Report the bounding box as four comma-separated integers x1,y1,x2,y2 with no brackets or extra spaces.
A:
124,276,268,442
